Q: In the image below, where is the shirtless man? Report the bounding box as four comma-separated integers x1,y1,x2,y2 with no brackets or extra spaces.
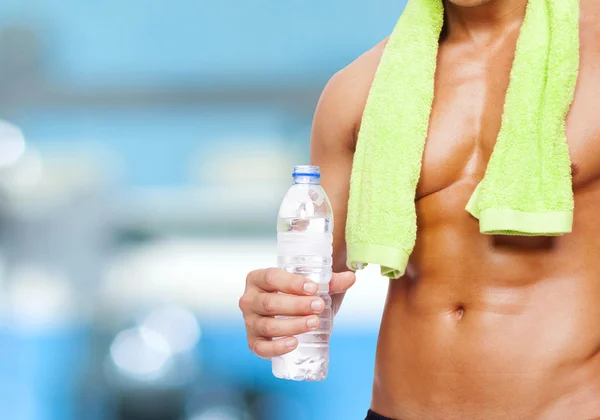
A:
239,0,600,418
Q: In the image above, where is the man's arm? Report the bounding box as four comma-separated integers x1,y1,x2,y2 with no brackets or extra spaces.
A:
310,62,375,313
240,41,385,358
311,40,388,314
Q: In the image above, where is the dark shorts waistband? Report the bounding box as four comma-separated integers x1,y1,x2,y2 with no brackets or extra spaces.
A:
365,409,394,420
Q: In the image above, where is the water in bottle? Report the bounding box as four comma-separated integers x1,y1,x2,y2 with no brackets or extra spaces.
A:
272,165,334,381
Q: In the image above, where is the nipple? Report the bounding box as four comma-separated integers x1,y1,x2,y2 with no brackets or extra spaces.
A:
571,163,580,178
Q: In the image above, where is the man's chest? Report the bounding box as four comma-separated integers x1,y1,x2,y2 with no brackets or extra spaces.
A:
417,33,600,200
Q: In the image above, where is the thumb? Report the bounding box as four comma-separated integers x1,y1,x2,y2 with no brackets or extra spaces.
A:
329,271,356,295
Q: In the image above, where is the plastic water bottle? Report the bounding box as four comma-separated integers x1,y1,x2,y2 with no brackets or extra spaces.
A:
272,165,334,381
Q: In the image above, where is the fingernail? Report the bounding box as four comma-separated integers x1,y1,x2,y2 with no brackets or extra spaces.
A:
311,299,324,312
307,316,319,329
303,282,317,294
285,338,297,348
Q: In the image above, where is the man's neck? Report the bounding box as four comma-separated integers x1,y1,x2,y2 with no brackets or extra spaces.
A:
443,0,529,44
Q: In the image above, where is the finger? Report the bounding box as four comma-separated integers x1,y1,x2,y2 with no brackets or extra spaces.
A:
249,268,318,295
249,336,298,359
248,314,320,338
254,292,325,316
329,271,357,295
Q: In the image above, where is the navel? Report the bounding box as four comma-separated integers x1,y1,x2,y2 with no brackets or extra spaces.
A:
451,305,465,321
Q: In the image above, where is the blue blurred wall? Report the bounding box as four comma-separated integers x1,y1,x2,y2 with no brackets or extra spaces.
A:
0,1,407,187
0,0,404,86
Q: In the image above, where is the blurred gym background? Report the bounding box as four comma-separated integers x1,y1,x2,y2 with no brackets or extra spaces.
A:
0,1,406,419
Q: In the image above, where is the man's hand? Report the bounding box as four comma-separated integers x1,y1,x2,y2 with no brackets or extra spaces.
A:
239,268,356,359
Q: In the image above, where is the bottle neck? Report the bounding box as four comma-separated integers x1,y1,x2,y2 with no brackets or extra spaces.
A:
292,165,321,185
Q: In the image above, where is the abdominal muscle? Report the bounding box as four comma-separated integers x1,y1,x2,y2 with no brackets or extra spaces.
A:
370,182,600,420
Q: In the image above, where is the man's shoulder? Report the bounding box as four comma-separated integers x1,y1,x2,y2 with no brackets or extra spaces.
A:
328,37,389,96
317,37,389,138
341,37,389,78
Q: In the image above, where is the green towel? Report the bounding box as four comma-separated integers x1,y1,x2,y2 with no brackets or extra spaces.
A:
346,0,579,279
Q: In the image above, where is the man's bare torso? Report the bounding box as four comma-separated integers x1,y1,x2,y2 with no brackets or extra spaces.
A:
332,1,600,418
